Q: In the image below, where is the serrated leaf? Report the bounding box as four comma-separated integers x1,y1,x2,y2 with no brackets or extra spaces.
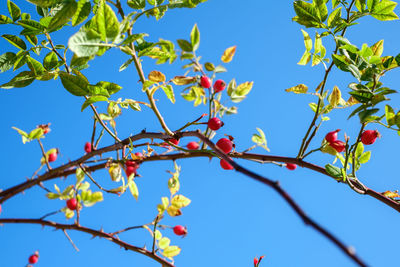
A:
285,84,308,94
221,45,236,63
92,0,120,42
48,1,78,31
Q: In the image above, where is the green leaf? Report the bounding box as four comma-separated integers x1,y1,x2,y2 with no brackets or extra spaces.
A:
119,57,134,71
332,0,340,9
327,7,342,28
190,24,200,51
161,84,175,103
128,180,139,200
285,84,308,94
0,71,35,89
92,0,120,42
0,52,16,72
48,0,78,31
236,81,253,96
251,127,270,151
355,142,364,159
59,71,89,96
27,56,45,75
81,95,108,111
72,0,91,26
315,0,328,21
370,0,398,21
356,0,367,11
96,81,122,95
214,65,227,73
12,126,30,143
17,19,45,33
26,0,61,8
293,1,321,27
0,15,13,24
46,192,60,199
8,0,21,21
177,39,193,52
68,30,102,57
43,52,59,70
298,50,311,65
28,128,43,139
325,164,343,179
127,0,146,9
359,151,371,164
2,34,26,50
385,105,396,126
204,62,215,71
301,29,312,52
358,108,379,123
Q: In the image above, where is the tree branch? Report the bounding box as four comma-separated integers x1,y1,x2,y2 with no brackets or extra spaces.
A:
0,218,174,267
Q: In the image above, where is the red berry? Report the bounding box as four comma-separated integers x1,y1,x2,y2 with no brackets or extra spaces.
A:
213,79,226,92
208,117,223,131
286,163,297,170
84,142,92,153
216,138,233,153
254,257,259,267
125,166,137,177
134,152,143,157
28,254,39,264
173,225,187,236
66,198,77,210
325,129,340,143
220,159,234,170
187,141,199,150
200,76,211,88
43,128,49,134
48,151,57,162
330,140,346,153
361,130,380,145
167,138,179,146
0,204,2,215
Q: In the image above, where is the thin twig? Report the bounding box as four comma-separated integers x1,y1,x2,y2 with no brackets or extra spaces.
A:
37,139,51,171
63,229,80,252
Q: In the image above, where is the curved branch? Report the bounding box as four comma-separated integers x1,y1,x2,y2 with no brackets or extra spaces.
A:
0,218,174,267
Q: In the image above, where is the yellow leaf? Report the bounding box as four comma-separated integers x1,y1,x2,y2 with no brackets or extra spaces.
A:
329,86,341,107
167,206,182,217
162,245,181,258
148,70,166,83
371,40,384,57
159,237,171,250
172,76,196,85
285,84,308,94
221,45,237,63
346,96,359,106
383,190,400,199
171,194,191,208
128,180,139,201
108,163,122,182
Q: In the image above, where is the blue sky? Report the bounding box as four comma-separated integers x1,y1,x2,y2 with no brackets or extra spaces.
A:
1,1,400,266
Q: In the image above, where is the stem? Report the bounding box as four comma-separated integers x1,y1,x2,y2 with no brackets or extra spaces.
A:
37,139,51,171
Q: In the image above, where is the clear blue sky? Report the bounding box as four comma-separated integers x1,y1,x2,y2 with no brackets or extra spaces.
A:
1,1,400,266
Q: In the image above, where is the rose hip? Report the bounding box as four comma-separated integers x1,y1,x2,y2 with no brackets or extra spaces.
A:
330,140,346,153
220,159,234,170
187,141,199,150
325,129,340,143
216,138,233,153
48,151,57,162
28,254,39,264
361,130,380,145
66,198,78,210
173,225,187,236
208,117,223,131
200,76,211,88
84,142,92,153
213,79,226,92
286,163,297,170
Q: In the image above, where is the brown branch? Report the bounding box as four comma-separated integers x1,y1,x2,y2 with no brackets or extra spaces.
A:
0,218,174,267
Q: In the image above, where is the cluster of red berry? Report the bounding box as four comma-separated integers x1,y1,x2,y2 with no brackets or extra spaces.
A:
325,129,380,152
